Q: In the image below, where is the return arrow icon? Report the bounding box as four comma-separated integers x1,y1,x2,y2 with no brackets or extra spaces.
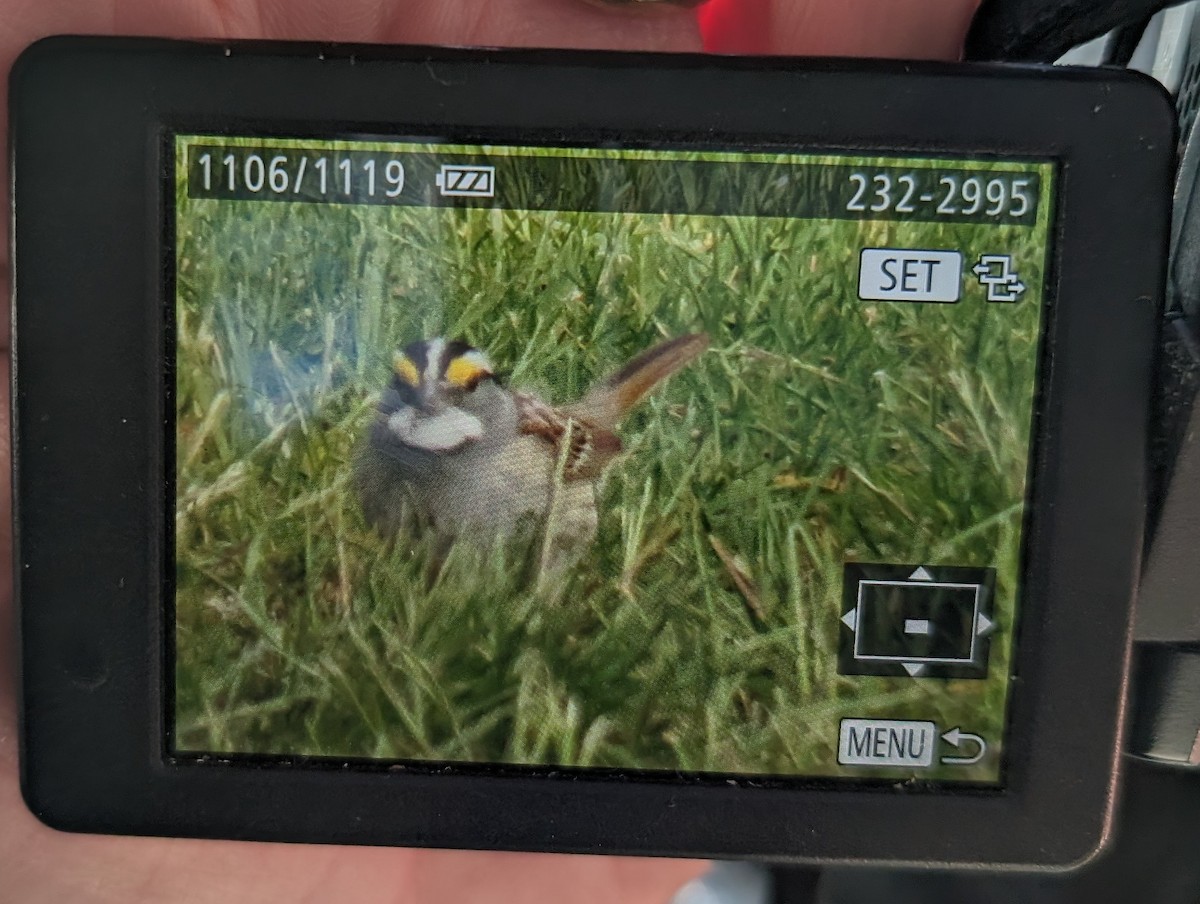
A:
940,727,987,766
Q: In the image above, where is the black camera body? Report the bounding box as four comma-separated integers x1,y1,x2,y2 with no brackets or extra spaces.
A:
10,38,1174,868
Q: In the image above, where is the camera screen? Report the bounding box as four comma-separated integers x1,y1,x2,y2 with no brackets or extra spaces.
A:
172,134,1054,786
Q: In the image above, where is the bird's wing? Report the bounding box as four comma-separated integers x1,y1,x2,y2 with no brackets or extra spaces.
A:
515,392,621,482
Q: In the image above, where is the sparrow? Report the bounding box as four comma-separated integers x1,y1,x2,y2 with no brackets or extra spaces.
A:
353,332,709,583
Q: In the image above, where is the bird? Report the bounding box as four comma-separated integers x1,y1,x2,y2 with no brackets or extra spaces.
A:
353,332,709,585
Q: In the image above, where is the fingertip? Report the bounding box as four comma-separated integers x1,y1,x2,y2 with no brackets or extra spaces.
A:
701,0,980,61
700,0,771,54
400,0,703,53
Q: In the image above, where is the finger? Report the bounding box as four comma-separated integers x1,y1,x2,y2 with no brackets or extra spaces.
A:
702,0,980,60
408,850,710,904
770,0,980,59
296,0,703,51
238,0,701,50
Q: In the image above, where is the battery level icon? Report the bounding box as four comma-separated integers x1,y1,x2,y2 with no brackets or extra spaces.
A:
435,164,496,198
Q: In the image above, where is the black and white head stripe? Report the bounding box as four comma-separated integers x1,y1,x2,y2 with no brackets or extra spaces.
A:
391,338,495,394
422,337,447,387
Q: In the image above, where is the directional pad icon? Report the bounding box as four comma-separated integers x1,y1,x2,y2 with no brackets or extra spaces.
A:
837,563,997,680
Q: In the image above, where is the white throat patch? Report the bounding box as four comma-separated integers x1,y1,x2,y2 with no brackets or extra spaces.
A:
387,405,483,453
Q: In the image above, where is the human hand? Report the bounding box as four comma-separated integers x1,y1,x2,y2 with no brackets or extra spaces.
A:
0,2,977,901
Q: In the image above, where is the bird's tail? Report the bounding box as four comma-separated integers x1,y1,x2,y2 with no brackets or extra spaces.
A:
569,333,709,429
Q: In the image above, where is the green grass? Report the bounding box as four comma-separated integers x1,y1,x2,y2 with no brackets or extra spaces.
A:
174,142,1050,783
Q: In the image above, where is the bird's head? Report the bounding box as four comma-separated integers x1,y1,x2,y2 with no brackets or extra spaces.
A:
390,337,496,414
377,338,500,455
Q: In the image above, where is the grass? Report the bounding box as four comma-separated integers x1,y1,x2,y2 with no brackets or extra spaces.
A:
173,139,1050,783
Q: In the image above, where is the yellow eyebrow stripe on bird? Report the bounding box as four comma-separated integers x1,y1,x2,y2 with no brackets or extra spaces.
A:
445,354,489,388
393,353,421,387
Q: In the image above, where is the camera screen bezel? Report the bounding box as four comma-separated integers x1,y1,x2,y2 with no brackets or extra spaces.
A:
12,37,1173,867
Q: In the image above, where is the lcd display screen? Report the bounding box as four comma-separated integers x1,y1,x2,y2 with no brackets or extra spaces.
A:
171,134,1055,786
